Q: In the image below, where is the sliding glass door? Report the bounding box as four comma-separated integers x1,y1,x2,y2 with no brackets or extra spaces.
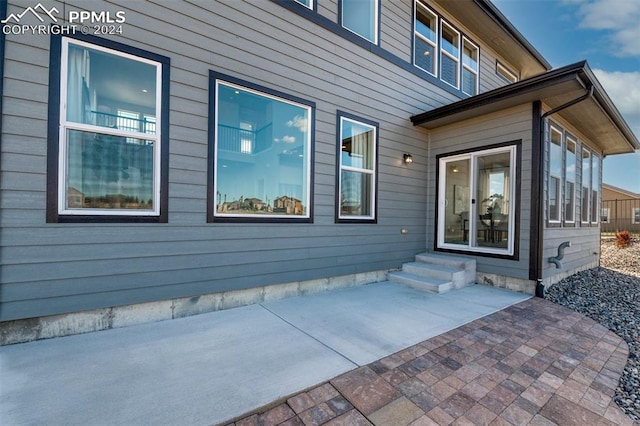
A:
437,146,516,255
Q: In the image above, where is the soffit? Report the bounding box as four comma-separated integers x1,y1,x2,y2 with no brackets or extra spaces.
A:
411,63,639,156
430,0,549,78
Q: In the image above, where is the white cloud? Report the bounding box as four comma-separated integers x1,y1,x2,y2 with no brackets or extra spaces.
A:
287,115,308,132
573,0,640,56
593,69,640,138
281,135,296,144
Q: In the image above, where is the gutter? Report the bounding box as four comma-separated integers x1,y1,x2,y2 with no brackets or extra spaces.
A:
532,85,594,298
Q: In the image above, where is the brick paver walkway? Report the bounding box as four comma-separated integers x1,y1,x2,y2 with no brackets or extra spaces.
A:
225,298,634,426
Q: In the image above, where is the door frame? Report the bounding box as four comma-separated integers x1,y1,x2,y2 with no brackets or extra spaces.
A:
435,141,521,260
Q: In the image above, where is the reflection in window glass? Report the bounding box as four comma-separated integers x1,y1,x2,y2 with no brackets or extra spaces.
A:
214,81,312,219
66,43,156,131
582,149,591,223
339,116,377,220
341,0,377,43
591,154,600,223
60,38,161,215
549,126,562,222
565,137,577,222
66,130,154,210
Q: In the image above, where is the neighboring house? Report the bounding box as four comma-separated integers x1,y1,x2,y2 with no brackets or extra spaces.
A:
0,0,638,341
601,184,640,234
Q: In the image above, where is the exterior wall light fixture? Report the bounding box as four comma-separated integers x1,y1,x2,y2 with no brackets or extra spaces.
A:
403,153,413,164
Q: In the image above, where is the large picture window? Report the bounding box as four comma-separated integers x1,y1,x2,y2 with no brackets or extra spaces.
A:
209,74,314,222
47,36,169,222
337,112,378,222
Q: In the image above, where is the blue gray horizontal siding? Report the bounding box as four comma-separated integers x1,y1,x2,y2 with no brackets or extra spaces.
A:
0,0,528,321
427,104,534,280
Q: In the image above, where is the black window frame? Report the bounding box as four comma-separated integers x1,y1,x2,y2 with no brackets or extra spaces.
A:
207,71,316,224
46,34,170,223
335,111,379,224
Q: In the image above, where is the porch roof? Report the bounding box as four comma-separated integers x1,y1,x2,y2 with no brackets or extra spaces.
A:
411,61,639,156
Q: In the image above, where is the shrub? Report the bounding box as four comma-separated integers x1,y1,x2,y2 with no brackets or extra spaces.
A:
615,230,631,248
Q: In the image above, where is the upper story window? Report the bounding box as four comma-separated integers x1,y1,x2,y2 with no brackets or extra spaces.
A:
414,1,438,76
440,21,460,88
461,38,479,95
293,0,313,9
496,62,518,84
209,73,315,222
47,36,169,222
341,0,378,44
413,2,479,95
337,112,378,222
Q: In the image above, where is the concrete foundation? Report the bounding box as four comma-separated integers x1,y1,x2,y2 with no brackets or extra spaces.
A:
0,270,388,345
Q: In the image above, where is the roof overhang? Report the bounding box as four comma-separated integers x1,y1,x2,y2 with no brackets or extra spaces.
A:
411,61,640,156
430,0,550,78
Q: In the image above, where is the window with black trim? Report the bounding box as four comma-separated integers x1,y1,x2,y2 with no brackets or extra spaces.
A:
340,0,378,44
209,73,315,222
565,135,577,223
47,35,169,222
591,150,600,224
548,125,562,223
336,112,378,222
581,148,591,224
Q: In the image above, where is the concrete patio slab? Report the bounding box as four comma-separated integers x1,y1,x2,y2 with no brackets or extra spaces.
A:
264,283,530,365
0,282,530,426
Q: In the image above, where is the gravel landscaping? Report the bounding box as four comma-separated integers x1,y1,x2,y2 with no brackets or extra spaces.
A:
546,237,640,422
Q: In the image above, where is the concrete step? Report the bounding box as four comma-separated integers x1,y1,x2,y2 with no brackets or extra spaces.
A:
388,271,453,293
415,252,474,269
402,262,467,288
414,252,476,288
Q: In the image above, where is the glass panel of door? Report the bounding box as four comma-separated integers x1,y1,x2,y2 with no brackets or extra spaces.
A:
474,151,510,250
438,147,514,254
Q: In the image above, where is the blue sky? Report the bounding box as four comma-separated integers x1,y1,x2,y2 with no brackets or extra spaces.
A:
492,0,640,193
